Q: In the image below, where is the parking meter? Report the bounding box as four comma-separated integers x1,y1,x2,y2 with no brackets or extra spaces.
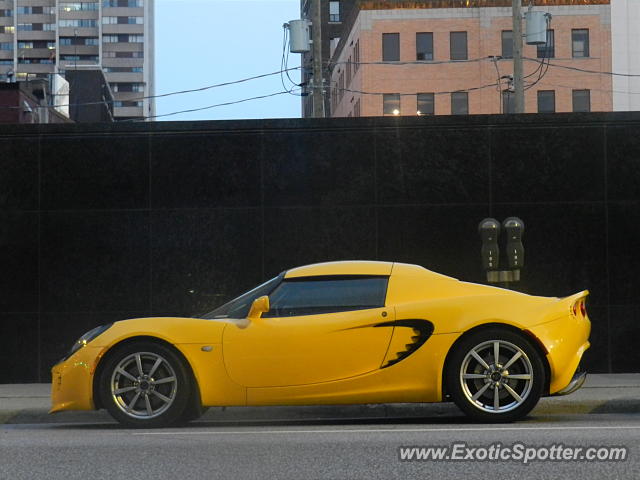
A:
502,217,525,269
478,218,500,271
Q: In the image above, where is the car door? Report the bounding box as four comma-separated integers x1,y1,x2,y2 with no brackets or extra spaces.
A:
222,275,394,387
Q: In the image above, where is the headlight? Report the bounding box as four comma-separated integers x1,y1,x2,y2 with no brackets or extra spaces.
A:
63,324,113,361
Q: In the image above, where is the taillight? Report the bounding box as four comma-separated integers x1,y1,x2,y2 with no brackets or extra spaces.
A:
572,299,587,317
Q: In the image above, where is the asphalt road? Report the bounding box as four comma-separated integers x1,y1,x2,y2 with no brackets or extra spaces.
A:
1,410,639,480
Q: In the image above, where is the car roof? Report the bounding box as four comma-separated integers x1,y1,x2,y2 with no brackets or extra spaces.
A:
285,260,394,278
284,260,457,282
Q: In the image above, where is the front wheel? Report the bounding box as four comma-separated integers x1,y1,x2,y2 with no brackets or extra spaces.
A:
99,341,192,428
446,328,545,423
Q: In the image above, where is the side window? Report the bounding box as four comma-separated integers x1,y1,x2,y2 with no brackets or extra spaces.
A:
264,276,389,317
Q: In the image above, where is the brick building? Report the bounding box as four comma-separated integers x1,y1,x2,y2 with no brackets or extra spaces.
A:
325,0,624,117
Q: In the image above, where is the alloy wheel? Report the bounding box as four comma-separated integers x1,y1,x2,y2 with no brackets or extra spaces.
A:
110,351,178,419
459,339,534,414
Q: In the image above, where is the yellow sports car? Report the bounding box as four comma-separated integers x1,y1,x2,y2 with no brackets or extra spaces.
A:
51,261,590,427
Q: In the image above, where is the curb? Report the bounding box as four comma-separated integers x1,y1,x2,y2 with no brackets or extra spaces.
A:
3,398,640,426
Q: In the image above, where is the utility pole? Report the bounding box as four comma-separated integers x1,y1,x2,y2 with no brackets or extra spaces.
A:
512,0,525,113
311,0,324,117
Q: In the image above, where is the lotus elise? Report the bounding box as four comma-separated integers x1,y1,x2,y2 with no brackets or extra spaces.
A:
51,261,590,427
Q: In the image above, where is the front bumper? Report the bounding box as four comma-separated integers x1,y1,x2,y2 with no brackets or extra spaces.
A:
50,346,102,413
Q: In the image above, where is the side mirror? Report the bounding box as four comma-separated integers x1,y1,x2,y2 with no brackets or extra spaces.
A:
247,295,270,320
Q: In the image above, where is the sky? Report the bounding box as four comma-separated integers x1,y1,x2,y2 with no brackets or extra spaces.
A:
155,0,302,121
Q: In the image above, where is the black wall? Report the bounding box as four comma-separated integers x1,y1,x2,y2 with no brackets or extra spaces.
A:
1,113,639,383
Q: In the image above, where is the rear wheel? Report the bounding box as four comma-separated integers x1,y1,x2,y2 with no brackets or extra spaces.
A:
99,341,192,428
446,328,545,423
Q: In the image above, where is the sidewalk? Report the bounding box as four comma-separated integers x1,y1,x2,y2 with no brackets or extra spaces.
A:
1,374,639,425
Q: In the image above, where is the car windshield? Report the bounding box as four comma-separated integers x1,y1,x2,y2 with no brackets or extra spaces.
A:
201,275,281,320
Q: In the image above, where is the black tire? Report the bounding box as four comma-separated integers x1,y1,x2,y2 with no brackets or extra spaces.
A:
445,328,545,423
98,341,192,428
179,385,208,424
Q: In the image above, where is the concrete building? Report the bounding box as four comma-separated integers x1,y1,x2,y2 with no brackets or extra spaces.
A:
610,0,640,111
0,0,154,121
323,0,637,117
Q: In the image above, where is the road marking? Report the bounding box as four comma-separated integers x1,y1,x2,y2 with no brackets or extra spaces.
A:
133,425,640,436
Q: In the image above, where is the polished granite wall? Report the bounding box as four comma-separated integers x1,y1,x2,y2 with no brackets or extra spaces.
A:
1,112,638,383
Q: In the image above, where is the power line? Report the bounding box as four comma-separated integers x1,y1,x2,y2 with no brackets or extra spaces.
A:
0,67,302,111
328,56,492,67
532,80,640,97
120,90,298,121
3,56,639,119
524,57,640,77
335,81,501,98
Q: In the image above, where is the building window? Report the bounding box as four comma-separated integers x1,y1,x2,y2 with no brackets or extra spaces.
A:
450,31,468,61
353,39,360,72
501,30,513,59
103,34,143,43
0,9,13,17
111,82,144,92
572,89,590,112
537,29,555,58
103,0,143,7
17,6,55,14
103,16,143,24
382,33,400,62
329,1,340,22
0,42,13,50
417,93,434,115
502,91,515,114
19,58,55,64
416,32,433,61
572,29,589,58
60,3,100,12
0,25,14,33
59,19,97,27
537,90,555,113
114,101,143,108
61,55,98,62
105,51,144,58
451,91,468,114
383,94,400,115
60,37,99,46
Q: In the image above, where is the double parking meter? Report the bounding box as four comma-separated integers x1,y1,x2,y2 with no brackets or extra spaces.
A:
478,217,524,284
